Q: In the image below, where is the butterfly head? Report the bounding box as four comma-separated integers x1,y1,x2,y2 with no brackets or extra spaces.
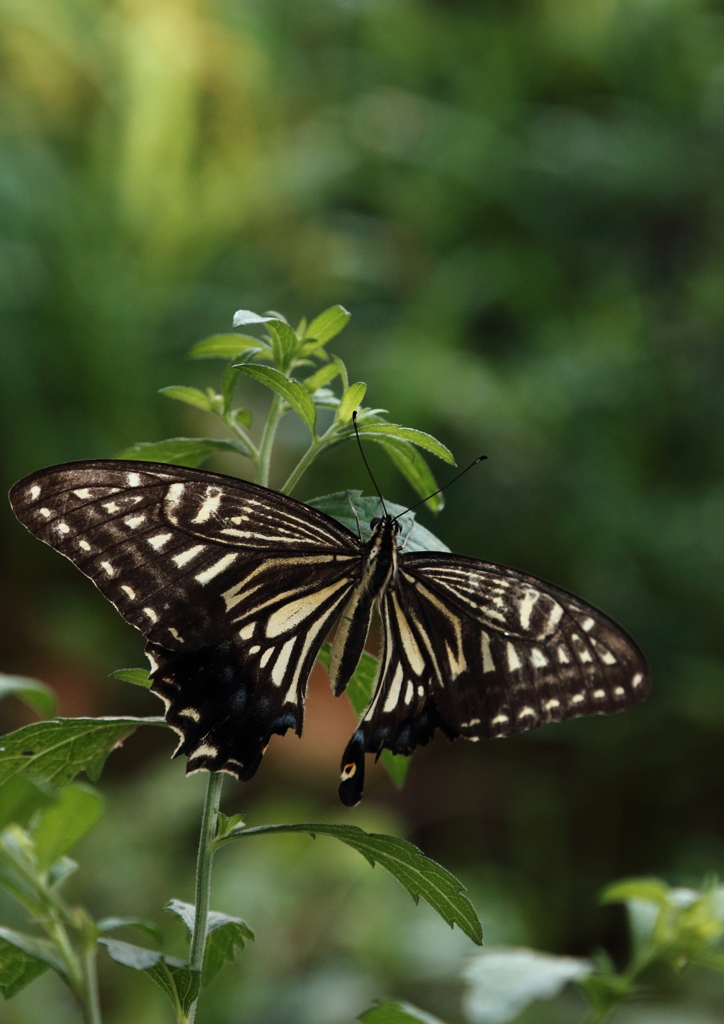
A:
370,515,401,536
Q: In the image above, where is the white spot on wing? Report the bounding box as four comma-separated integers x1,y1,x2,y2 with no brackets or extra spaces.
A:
383,663,405,712
481,632,495,673
121,585,136,599
571,693,585,704
179,708,200,722
103,501,119,513
30,485,41,500
632,672,644,688
127,473,141,486
189,743,218,759
101,561,115,576
238,623,255,640
78,540,91,551
195,552,238,585
173,545,206,568
192,487,222,524
56,522,70,534
593,689,606,699
144,607,158,622
271,637,296,686
545,698,560,710
148,533,172,551
518,588,540,630
557,646,570,664
38,508,51,518
506,642,522,672
124,515,146,529
530,647,547,668
614,686,625,696
73,489,90,499
259,648,273,668
168,627,183,642
582,617,595,632
492,713,509,725
404,679,414,704
518,706,536,719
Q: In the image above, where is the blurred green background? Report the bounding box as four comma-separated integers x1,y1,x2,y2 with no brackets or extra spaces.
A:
0,0,723,1020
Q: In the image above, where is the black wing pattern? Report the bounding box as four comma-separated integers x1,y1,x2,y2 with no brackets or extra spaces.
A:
339,553,650,805
9,461,362,779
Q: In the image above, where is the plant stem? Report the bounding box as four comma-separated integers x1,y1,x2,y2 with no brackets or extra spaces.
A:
256,393,285,488
281,438,321,495
81,942,102,1024
187,771,224,1022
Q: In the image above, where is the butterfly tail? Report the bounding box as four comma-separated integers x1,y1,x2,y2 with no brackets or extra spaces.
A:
338,729,366,806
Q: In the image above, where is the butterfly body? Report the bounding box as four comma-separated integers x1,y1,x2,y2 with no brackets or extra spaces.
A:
9,460,651,805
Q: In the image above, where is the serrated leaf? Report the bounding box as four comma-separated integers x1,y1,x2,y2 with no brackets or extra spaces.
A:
266,320,301,368
32,783,104,870
100,939,200,1016
236,366,316,433
372,438,443,513
462,948,593,1024
0,717,166,789
336,382,368,426
307,491,450,553
116,437,248,467
303,361,341,393
0,926,66,975
219,822,482,944
317,646,411,790
0,777,53,831
358,1000,448,1024
232,310,279,328
305,305,351,346
165,900,254,986
0,675,56,720
0,934,48,998
110,668,152,689
190,333,268,359
158,387,213,412
357,424,455,465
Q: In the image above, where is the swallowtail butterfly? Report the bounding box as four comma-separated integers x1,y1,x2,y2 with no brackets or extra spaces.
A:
9,460,650,805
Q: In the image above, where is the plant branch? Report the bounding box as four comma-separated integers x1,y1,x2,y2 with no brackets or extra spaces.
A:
187,771,224,1023
256,393,285,488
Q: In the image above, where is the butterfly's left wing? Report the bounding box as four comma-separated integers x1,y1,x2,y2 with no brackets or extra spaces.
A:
339,553,650,805
10,460,362,779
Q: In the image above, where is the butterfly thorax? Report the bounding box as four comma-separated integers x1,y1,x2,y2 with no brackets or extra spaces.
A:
328,515,401,695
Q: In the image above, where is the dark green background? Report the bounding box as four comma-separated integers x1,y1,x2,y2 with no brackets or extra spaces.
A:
0,0,722,1021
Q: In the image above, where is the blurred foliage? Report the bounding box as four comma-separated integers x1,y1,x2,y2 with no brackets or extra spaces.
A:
0,0,723,1020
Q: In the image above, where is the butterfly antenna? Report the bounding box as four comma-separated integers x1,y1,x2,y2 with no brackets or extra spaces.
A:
395,455,488,520
352,411,387,516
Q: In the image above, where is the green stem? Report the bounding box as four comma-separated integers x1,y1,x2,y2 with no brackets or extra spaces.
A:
188,772,224,1022
81,942,102,1024
256,393,285,488
280,438,322,495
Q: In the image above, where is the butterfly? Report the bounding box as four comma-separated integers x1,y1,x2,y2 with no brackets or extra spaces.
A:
9,459,651,805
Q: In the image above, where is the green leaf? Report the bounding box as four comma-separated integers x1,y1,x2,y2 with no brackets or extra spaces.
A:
358,1000,448,1024
332,354,349,392
303,361,341,393
110,668,152,689
336,382,368,426
234,407,252,429
158,387,213,412
304,305,351,346
97,917,163,945
0,934,48,998
356,423,455,465
116,437,248,466
0,926,66,976
32,783,104,870
462,948,592,1024
266,320,301,369
600,878,672,909
236,365,316,433
306,491,450,553
189,333,267,359
165,900,254,986
232,309,279,328
219,822,482,944
100,939,200,1017
0,777,53,831
372,437,443,513
0,717,166,789
0,675,56,720
317,646,410,790
216,812,246,841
